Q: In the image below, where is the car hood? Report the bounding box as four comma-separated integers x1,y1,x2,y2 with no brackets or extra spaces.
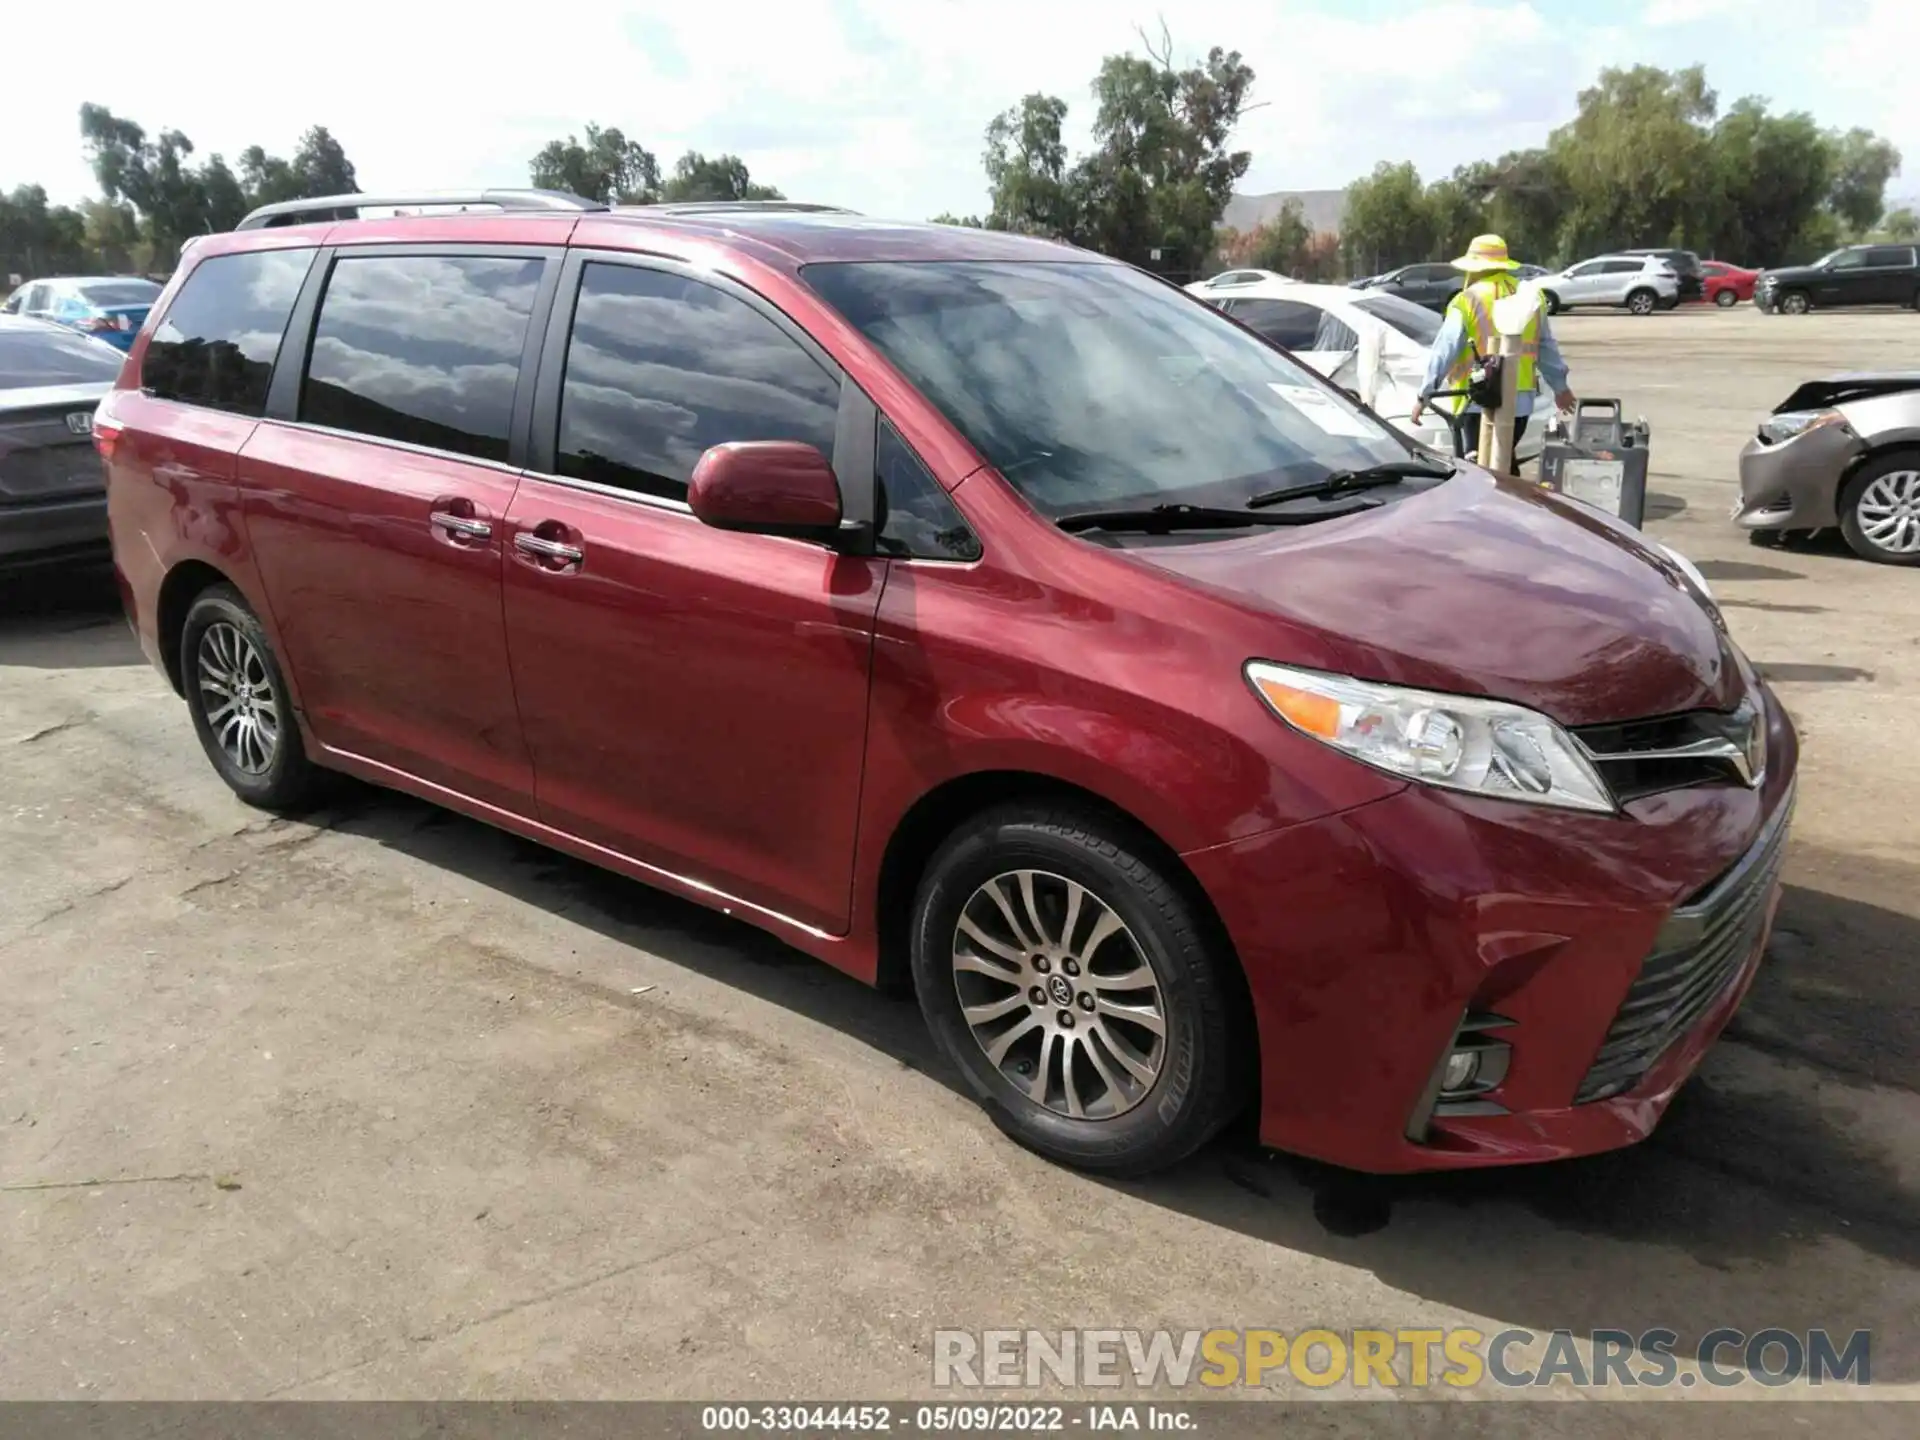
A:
1759,264,1828,283
1774,372,1920,412
1123,469,1740,727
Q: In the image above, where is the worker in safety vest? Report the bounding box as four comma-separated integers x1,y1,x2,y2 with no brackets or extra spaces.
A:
1409,234,1574,459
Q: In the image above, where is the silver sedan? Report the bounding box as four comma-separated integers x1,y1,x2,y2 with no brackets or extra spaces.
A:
1736,374,1920,565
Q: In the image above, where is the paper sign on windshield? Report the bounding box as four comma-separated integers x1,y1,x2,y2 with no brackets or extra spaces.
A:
1269,382,1378,439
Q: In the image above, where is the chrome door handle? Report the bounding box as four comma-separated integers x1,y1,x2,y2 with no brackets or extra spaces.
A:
431,510,492,540
514,532,584,564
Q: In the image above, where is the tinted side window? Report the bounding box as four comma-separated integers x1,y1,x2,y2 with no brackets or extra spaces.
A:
556,263,840,501
301,254,543,464
143,249,312,415
876,421,979,561
1229,298,1321,350
1829,249,1868,269
1865,247,1914,268
1603,259,1644,274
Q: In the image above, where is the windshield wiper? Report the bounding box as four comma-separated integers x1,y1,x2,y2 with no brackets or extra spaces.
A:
1245,459,1455,509
1055,500,1378,535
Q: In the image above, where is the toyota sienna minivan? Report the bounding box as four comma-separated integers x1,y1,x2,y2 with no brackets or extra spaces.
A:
99,191,1797,1177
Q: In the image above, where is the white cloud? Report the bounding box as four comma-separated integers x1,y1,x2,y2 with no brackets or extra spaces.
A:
2,0,1910,228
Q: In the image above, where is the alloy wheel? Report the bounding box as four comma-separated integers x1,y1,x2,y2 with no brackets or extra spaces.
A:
1781,293,1809,315
950,869,1167,1120
196,621,281,774
1628,291,1655,315
1856,470,1920,556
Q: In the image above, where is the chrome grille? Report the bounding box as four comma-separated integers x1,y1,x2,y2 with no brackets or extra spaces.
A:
1573,700,1764,804
1575,785,1794,1104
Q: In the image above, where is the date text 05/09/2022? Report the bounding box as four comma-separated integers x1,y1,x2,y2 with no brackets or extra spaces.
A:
700,1404,1195,1432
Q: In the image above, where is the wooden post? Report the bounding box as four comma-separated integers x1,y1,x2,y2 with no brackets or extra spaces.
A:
1489,332,1522,476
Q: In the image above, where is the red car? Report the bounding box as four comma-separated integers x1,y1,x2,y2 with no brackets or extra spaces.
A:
1701,260,1760,307
98,191,1796,1177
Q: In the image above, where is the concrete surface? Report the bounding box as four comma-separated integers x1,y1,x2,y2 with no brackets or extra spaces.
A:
1,311,1916,1425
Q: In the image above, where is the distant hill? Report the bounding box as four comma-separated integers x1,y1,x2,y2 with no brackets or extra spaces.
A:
1223,188,1347,236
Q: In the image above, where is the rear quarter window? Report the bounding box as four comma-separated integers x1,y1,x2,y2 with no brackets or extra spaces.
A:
142,248,314,415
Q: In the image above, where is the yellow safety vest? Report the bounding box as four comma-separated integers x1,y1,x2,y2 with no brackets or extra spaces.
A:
1437,276,1542,414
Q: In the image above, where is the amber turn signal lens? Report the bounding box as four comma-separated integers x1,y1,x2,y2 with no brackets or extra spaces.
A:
1250,674,1343,738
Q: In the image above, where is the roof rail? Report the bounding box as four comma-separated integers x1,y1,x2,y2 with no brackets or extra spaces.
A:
619,201,858,218
235,188,607,231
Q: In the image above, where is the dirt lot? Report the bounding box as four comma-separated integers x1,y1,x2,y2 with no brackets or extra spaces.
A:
2,311,1916,1423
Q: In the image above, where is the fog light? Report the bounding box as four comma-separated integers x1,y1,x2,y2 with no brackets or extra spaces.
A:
1441,1050,1480,1094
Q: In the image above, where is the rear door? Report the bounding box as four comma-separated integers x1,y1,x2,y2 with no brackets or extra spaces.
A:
501,252,883,934
1862,246,1918,304
238,245,557,813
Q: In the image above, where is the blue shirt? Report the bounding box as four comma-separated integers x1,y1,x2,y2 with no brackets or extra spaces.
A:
1417,294,1569,416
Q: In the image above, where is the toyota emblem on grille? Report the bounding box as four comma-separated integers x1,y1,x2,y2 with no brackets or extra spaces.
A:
66,411,93,435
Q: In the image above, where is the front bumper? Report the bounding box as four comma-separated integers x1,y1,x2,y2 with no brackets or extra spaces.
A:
1734,424,1861,530
1185,686,1798,1173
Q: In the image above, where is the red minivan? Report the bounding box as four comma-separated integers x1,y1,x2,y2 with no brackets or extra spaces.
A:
99,192,1796,1177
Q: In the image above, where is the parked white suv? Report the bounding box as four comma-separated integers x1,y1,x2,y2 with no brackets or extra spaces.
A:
1540,255,1680,316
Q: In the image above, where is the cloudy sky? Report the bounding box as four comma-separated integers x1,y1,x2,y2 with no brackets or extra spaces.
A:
5,0,1913,220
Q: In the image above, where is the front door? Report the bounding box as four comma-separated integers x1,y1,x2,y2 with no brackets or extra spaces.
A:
502,255,883,934
1812,250,1870,306
240,247,556,813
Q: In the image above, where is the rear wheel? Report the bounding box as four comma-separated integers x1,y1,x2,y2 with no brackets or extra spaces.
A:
181,585,321,809
1626,288,1657,316
1839,454,1920,565
1715,288,1738,308
1779,290,1811,315
909,804,1241,1176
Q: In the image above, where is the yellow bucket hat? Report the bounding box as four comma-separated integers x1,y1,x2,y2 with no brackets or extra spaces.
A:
1450,234,1520,272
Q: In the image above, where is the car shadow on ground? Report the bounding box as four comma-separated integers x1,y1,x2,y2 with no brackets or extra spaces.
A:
300,779,1919,1382
0,561,141,670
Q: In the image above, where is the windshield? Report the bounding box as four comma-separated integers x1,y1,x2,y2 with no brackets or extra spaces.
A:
1352,292,1443,345
77,280,160,307
0,327,124,387
803,260,1410,517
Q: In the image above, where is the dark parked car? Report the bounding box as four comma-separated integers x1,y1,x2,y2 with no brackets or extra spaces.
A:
1621,248,1704,302
1737,372,1920,563
1755,245,1920,313
102,189,1795,1178
1351,262,1462,312
0,315,123,568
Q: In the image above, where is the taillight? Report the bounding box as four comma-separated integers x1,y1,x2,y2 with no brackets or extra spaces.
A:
93,395,125,462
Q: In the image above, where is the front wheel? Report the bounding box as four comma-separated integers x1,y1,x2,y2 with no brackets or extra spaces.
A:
1715,289,1738,308
1626,288,1657,316
1839,454,1920,565
1542,290,1563,316
181,584,322,809
1779,291,1811,315
909,805,1242,1176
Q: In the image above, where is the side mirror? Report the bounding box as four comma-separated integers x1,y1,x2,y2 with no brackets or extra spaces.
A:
688,440,846,542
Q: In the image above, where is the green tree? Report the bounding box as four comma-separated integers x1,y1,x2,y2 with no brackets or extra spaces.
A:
1216,198,1310,276
199,156,249,233
929,212,985,227
659,151,783,203
1703,99,1832,264
980,32,1253,276
1885,206,1920,242
238,145,302,207
292,125,358,197
1548,64,1717,257
1827,128,1901,236
529,124,661,203
0,185,87,279
81,198,143,272
81,103,211,257
983,93,1075,236
1340,161,1434,274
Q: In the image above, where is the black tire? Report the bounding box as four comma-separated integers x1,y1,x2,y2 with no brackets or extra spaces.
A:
1542,290,1562,316
1746,528,1780,547
1779,290,1811,315
1838,451,1920,566
1715,289,1738,308
181,584,322,809
1626,288,1657,316
909,804,1241,1176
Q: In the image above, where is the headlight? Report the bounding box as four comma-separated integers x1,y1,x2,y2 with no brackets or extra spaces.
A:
1246,662,1615,813
1759,409,1846,445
